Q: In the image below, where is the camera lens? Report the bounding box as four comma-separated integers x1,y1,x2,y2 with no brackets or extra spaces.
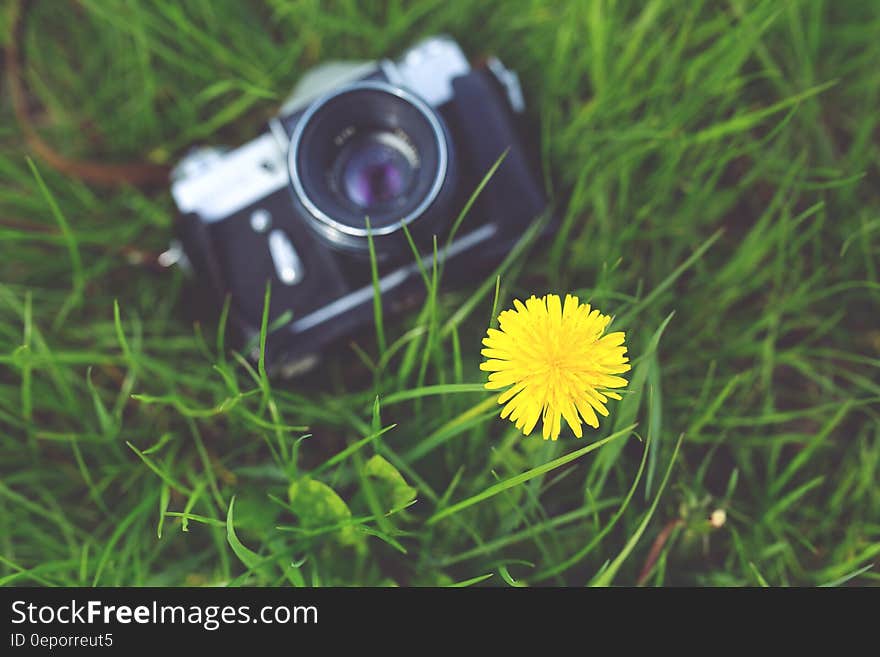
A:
337,131,418,209
288,81,456,253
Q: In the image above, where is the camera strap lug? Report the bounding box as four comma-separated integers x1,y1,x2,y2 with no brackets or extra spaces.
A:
158,239,192,273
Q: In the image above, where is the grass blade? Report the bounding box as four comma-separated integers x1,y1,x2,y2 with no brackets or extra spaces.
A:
428,424,636,525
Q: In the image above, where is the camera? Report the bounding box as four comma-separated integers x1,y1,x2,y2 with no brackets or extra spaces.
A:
169,36,547,375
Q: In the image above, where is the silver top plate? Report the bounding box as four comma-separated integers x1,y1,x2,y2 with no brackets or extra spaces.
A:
170,37,472,223
170,134,288,222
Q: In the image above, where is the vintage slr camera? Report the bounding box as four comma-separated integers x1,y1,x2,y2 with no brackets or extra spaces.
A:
170,36,547,375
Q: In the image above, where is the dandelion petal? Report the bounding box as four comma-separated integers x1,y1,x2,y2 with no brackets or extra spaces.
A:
481,293,630,440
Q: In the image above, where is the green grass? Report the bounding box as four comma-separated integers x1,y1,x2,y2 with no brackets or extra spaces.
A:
1,0,879,587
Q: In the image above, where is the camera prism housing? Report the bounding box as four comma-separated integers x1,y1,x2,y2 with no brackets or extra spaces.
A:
170,36,547,375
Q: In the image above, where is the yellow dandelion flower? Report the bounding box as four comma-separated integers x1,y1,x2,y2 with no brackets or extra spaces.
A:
481,293,631,440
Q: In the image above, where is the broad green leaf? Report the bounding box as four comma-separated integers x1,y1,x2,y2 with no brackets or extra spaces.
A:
364,454,418,510
288,477,361,548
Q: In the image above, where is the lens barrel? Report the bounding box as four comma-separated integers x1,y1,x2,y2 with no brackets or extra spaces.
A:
288,81,456,254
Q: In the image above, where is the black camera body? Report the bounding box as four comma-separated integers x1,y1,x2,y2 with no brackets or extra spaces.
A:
170,36,546,375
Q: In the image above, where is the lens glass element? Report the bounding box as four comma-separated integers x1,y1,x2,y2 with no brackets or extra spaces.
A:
289,81,455,249
337,132,418,209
